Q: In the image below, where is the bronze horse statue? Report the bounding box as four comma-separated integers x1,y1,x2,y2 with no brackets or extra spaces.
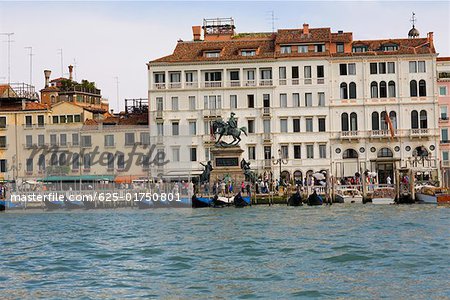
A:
212,119,247,147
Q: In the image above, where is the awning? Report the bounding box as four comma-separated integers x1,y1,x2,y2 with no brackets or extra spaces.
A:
38,175,115,182
114,175,142,184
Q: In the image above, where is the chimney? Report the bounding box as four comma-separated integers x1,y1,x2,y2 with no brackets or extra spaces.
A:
192,26,201,41
44,70,51,88
68,65,73,81
427,32,434,46
303,23,309,35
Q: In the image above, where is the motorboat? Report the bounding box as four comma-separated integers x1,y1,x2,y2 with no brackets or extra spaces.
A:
416,186,450,204
372,187,396,205
335,188,363,204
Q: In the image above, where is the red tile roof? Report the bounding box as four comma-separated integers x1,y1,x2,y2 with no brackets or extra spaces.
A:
438,57,450,62
0,101,48,111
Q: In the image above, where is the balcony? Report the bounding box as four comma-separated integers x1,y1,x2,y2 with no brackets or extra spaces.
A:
203,81,222,88
317,78,325,84
262,133,272,143
340,131,359,139
168,82,181,89
410,128,430,137
227,80,241,87
262,107,271,117
203,109,222,117
439,116,449,122
291,79,299,85
370,129,397,138
279,79,287,86
185,82,198,88
243,80,256,87
443,160,450,167
259,79,273,86
156,110,163,119
441,140,449,144
153,83,166,90
304,78,312,85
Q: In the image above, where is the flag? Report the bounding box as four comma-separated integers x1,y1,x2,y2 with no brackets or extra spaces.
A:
384,108,395,139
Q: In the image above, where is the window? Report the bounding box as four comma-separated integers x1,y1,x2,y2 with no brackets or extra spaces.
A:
185,72,194,83
418,61,426,73
204,71,222,81
306,145,314,159
263,120,271,133
205,51,220,58
292,66,299,79
157,122,164,136
60,134,67,146
25,135,32,148
67,115,73,123
125,133,135,146
370,63,377,74
409,61,417,73
37,115,44,127
443,151,449,162
106,153,114,170
306,118,313,132
372,112,379,130
72,133,79,146
241,49,256,56
169,72,181,83
340,82,348,99
0,159,6,172
38,135,44,147
343,149,358,159
52,116,59,124
293,93,300,107
317,65,324,78
74,115,81,123
60,116,66,123
50,134,57,146
420,110,427,129
410,80,418,97
154,73,165,83
341,113,349,131
246,70,255,81
190,147,197,161
440,86,447,96
0,117,5,128
117,153,125,170
352,46,367,53
348,63,356,75
247,120,255,133
279,67,287,80
105,135,114,147
281,145,288,159
189,96,196,110
248,146,256,160
298,45,308,53
319,145,326,158
83,154,91,170
388,81,396,97
156,97,163,111
350,113,358,131
189,121,196,135
379,81,387,98
337,43,344,53
204,95,222,109
172,148,180,162
382,44,398,51
340,64,347,76
318,118,326,132
379,62,386,74
349,82,357,99
50,153,58,166
230,95,237,109
315,44,324,52
378,148,393,158
247,95,255,108
280,119,288,133
280,46,291,54
172,122,179,136
380,111,387,130
442,129,448,142
305,93,312,107
293,119,300,132
0,136,5,149
141,132,150,145
371,81,378,98
419,80,426,97
441,106,448,119
171,97,178,111
318,92,325,106
263,94,270,108
280,94,287,108
411,110,419,129
25,116,32,127
304,66,312,84
229,71,239,81
26,158,33,172
260,69,272,80
294,145,301,159
387,62,395,74
38,154,45,171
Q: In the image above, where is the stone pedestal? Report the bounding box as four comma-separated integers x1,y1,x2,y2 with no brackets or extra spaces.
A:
210,146,245,183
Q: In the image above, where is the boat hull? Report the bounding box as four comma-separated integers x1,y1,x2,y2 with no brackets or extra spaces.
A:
192,196,212,208
372,198,395,205
416,193,437,204
335,195,363,204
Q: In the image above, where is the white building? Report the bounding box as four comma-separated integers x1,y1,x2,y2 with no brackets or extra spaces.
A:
147,18,440,184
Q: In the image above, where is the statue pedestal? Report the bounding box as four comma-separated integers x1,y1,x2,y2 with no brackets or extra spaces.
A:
210,146,245,184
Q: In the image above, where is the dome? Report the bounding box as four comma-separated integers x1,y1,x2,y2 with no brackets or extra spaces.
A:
408,26,420,38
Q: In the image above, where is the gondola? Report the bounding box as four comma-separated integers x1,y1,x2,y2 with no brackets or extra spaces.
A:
306,191,323,206
287,191,303,206
43,199,64,210
234,192,250,207
192,195,212,208
212,195,233,207
0,200,5,211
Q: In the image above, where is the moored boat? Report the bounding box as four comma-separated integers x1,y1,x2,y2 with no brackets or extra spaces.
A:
372,187,396,205
287,191,303,206
0,199,5,211
416,186,450,204
233,192,250,207
335,188,363,204
212,195,234,207
192,195,212,208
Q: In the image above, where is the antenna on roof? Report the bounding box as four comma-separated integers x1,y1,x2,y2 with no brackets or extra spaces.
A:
266,11,278,33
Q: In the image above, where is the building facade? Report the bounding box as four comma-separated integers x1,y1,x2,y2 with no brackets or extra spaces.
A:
437,57,450,186
147,18,440,184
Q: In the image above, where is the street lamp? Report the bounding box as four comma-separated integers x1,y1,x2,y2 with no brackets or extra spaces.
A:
272,148,288,186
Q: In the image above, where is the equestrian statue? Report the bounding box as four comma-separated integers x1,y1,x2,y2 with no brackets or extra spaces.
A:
212,112,247,147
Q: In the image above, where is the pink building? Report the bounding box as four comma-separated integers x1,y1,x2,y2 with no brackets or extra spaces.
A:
438,57,450,186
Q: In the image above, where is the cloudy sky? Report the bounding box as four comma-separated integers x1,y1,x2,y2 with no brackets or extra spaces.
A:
0,1,449,111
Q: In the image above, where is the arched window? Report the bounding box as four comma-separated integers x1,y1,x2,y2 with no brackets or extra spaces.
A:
72,153,79,170
380,111,387,130
388,81,396,97
341,113,349,131
51,95,56,104
389,111,397,129
343,149,358,159
349,82,357,99
420,110,427,128
38,154,45,171
411,110,419,129
371,81,378,98
59,153,67,166
379,81,387,98
371,112,379,130
410,80,418,97
419,80,426,97
350,112,358,131
378,148,393,158
340,82,348,99
50,153,58,166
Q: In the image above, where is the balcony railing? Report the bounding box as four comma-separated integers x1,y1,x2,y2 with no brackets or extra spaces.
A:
410,128,430,137
227,80,241,87
292,79,299,85
317,78,325,84
168,82,181,89
263,133,272,142
153,83,166,90
262,107,271,116
304,78,312,85
259,79,273,86
340,131,359,139
203,81,222,88
156,111,163,118
243,80,256,87
185,82,198,88
371,129,398,138
279,79,287,86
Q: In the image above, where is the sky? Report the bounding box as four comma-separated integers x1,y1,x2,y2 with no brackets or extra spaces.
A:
0,1,449,112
